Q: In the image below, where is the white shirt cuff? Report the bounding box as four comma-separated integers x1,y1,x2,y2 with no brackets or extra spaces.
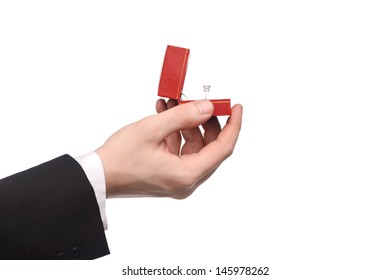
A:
74,152,108,230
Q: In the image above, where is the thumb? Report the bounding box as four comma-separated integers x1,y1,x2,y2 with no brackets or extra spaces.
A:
146,100,214,141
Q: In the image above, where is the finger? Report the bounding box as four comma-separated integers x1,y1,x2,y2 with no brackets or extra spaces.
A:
181,127,204,155
168,100,204,154
202,116,221,145
182,104,243,176
156,98,168,113
155,99,181,154
167,99,178,109
165,99,182,154
144,100,214,143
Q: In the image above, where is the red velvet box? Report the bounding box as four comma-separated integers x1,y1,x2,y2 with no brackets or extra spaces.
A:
158,45,231,116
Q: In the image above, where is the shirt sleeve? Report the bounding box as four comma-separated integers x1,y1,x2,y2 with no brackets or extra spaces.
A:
74,152,108,230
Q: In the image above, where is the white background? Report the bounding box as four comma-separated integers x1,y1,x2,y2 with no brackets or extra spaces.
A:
1,0,390,279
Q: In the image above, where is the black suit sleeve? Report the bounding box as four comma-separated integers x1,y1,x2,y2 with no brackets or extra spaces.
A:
0,155,110,259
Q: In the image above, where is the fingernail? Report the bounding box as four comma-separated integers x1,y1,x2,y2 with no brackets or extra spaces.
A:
195,100,214,114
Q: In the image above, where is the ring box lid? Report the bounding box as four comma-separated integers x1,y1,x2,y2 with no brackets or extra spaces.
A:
158,45,190,100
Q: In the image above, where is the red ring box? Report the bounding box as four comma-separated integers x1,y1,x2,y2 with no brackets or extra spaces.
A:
157,45,231,116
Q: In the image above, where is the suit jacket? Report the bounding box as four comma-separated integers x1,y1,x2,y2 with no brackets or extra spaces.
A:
0,155,110,259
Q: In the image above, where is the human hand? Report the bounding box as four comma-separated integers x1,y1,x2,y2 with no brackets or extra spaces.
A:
96,99,242,199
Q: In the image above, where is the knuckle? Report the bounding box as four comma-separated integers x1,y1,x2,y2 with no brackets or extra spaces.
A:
225,145,234,157
220,140,235,158
172,192,192,200
169,170,197,192
178,174,196,189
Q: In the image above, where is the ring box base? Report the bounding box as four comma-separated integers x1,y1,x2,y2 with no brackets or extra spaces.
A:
178,99,231,116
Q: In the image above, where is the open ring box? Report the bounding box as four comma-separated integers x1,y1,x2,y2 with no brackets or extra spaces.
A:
157,45,231,116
